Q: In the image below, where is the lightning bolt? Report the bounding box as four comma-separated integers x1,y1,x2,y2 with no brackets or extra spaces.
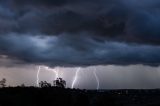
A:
93,67,100,90
36,66,41,87
36,66,60,87
71,67,81,89
55,67,59,79
44,66,59,80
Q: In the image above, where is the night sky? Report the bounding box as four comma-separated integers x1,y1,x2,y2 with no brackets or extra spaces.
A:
0,0,160,89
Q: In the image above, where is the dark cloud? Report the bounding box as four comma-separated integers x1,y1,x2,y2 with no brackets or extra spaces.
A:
0,0,159,66
0,0,159,44
0,34,159,67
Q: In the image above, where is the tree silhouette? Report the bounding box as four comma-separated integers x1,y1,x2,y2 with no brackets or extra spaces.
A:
20,84,25,87
0,78,6,88
39,81,51,88
53,78,66,88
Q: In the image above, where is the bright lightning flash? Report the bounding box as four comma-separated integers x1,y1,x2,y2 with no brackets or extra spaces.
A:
36,66,41,87
36,66,60,87
71,67,81,89
93,67,100,90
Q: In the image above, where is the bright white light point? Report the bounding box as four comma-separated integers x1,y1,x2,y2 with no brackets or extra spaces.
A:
94,67,100,90
71,67,81,89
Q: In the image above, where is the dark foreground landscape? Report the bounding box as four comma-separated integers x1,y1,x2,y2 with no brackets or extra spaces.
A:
0,87,160,106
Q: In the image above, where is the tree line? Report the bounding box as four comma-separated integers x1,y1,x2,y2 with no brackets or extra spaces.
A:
0,77,66,88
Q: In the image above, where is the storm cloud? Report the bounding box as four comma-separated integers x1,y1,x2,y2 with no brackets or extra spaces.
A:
0,0,160,67
0,34,160,67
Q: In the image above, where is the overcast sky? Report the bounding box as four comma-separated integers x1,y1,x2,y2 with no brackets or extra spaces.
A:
0,62,160,89
0,0,160,89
